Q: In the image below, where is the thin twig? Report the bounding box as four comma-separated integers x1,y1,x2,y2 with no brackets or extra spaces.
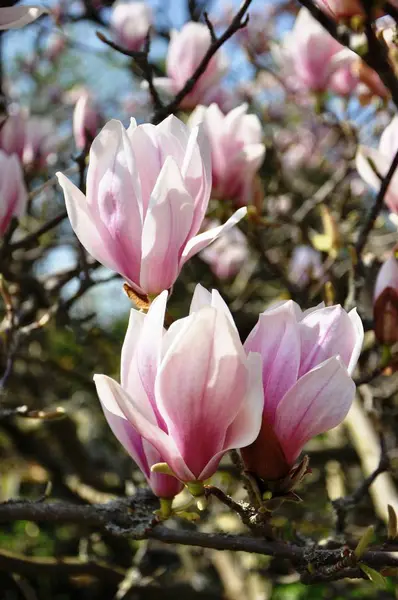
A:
355,147,398,258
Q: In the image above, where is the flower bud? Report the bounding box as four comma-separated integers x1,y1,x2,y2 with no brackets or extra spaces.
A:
110,1,151,52
374,255,398,346
73,92,101,151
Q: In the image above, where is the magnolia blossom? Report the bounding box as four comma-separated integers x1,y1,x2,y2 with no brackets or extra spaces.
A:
94,286,263,488
57,116,246,296
318,0,398,19
241,300,363,480
0,151,28,235
73,91,101,150
275,8,357,95
289,245,323,288
373,254,398,345
110,1,152,52
95,307,183,499
356,116,398,213
0,111,56,169
152,22,227,109
0,6,48,30
200,220,249,279
188,104,265,206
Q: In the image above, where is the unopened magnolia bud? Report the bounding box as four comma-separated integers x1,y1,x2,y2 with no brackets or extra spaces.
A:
374,255,398,345
73,92,101,151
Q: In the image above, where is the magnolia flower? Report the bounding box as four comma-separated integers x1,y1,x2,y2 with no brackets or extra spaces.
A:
373,254,398,345
289,245,323,288
356,116,398,213
57,116,246,296
95,307,183,499
94,286,263,491
241,300,363,481
73,91,101,150
188,103,265,206
318,0,398,19
0,6,48,30
0,111,56,169
200,220,249,279
110,1,152,52
274,8,357,95
0,151,28,235
152,22,228,109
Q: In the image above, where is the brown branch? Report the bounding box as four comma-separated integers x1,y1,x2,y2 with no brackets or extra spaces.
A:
0,496,398,581
151,0,253,124
298,0,398,110
96,30,163,111
355,146,398,258
9,211,67,252
332,434,390,533
0,548,124,584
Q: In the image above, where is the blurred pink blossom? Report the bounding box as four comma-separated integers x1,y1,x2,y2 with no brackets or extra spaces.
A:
274,8,357,95
94,286,263,489
200,220,249,279
73,91,101,150
289,245,323,288
110,1,152,52
241,300,363,480
188,103,265,206
152,22,228,109
356,115,398,213
0,110,57,170
57,115,246,296
0,151,28,235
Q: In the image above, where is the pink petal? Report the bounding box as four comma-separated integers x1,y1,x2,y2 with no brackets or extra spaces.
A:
127,121,163,217
356,146,386,192
181,207,247,264
0,6,48,30
274,356,355,464
57,172,133,285
140,157,194,295
199,351,264,480
244,303,301,424
156,306,247,479
135,292,168,426
94,375,194,482
299,305,363,376
85,120,143,283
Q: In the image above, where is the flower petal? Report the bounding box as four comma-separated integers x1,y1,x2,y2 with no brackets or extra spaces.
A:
156,306,247,479
94,375,193,482
274,356,355,464
181,207,247,264
140,157,194,295
244,303,301,424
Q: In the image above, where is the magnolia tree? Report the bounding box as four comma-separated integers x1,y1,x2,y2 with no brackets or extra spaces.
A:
1,0,398,598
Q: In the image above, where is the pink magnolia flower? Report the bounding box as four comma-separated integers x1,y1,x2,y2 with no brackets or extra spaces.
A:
73,91,101,151
0,6,48,30
0,151,28,235
0,111,57,169
373,254,398,345
57,116,246,296
188,103,265,206
95,307,183,499
153,22,228,109
200,220,249,279
356,116,398,213
241,300,363,480
317,0,398,19
94,286,263,488
274,8,357,95
289,245,323,288
110,1,151,52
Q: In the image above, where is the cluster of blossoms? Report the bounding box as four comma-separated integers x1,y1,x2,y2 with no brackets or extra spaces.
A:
53,112,364,512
